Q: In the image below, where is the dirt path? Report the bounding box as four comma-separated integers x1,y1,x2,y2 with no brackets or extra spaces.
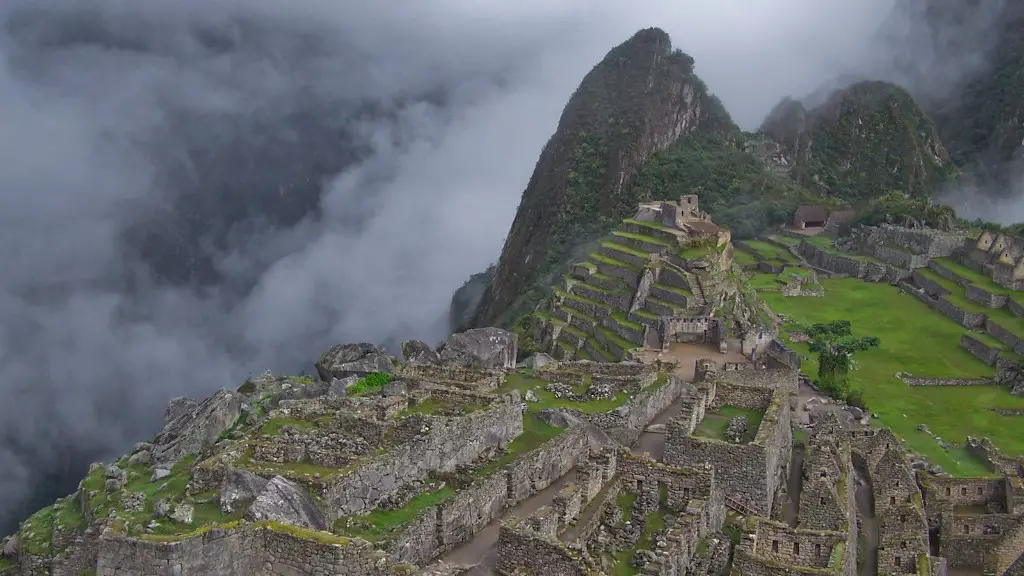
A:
854,459,878,576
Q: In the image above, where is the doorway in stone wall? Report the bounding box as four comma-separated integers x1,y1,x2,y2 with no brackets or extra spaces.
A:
645,328,661,350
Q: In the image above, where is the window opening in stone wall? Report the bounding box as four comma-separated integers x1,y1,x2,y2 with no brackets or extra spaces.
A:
977,486,983,495
900,514,907,523
945,487,951,496
890,496,896,505
895,480,900,488
815,544,821,556
964,524,970,534
961,487,967,496
901,541,907,550
895,556,901,568
820,496,827,505
820,470,827,478
793,542,800,555
772,540,779,553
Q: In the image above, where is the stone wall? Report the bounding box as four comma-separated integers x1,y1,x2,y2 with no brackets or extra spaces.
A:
325,398,522,517
507,426,588,506
712,385,773,412
966,284,1009,308
961,334,1001,366
88,524,403,576
714,368,799,394
752,519,847,569
565,375,688,445
913,270,950,298
921,476,1009,516
937,508,1024,569
765,338,801,371
664,386,791,516
935,298,986,329
902,375,993,387
494,521,586,576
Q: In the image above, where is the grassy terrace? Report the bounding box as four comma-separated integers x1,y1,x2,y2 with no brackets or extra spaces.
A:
742,240,798,264
762,278,1024,476
612,230,671,248
601,239,656,260
589,251,639,271
694,406,765,443
732,248,759,266
933,257,1012,295
499,373,630,414
918,268,1024,338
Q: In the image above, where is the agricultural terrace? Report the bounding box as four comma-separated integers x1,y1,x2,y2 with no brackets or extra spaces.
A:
760,277,1024,476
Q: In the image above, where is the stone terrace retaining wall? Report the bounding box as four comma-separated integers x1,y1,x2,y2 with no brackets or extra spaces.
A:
90,524,402,576
961,334,1001,366
937,298,986,329
966,284,1009,309
913,269,950,298
986,318,1021,349
325,397,522,517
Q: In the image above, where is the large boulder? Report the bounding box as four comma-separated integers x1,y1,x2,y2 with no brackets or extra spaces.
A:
164,397,198,426
2,533,20,557
439,328,518,370
219,469,269,514
402,339,442,365
316,343,394,381
245,476,328,531
151,389,243,465
520,353,556,370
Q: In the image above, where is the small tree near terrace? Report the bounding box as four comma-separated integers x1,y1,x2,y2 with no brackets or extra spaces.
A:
807,320,880,400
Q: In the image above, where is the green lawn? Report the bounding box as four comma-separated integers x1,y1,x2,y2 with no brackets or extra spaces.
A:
762,278,1024,475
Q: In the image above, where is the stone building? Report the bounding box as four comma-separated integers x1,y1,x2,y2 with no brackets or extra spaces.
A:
663,360,796,516
919,438,1024,575
964,230,1024,290
849,429,935,574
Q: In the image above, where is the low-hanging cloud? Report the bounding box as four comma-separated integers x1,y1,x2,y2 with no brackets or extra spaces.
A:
0,0,902,532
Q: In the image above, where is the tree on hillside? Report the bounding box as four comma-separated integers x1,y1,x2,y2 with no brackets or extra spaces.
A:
807,320,880,400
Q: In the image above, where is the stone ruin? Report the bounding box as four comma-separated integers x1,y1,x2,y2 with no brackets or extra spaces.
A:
3,338,1022,575
663,361,797,517
915,437,1024,576
967,230,1024,290
535,198,774,366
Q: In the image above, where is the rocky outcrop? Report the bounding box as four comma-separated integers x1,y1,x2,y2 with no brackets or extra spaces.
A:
219,469,269,514
152,389,242,465
470,27,733,327
440,327,518,370
315,343,394,381
245,476,329,531
402,340,441,365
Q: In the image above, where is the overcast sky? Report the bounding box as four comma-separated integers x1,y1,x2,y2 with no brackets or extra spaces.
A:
0,0,953,532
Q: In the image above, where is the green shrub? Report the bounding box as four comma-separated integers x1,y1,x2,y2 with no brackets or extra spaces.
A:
349,372,393,396
845,389,868,410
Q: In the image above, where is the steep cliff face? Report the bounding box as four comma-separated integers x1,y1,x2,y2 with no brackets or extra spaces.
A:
755,81,956,201
470,28,732,328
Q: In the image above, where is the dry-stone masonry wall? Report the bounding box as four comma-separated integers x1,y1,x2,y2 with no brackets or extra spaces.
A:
325,396,522,516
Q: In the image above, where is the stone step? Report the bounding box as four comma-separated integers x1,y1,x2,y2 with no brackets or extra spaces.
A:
588,253,641,286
